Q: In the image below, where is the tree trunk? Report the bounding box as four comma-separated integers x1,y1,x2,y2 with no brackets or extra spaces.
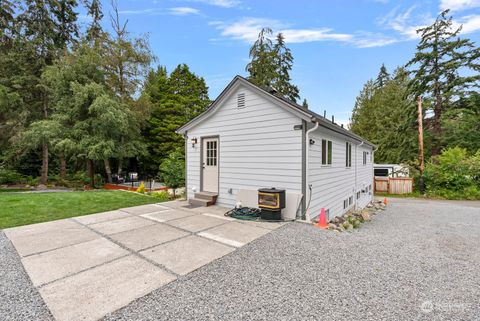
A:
117,158,123,176
60,158,67,180
104,159,112,183
86,159,95,188
40,143,49,184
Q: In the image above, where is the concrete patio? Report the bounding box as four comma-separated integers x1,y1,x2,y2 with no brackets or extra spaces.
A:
3,201,285,321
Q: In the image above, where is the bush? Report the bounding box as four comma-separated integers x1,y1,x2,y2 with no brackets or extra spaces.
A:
151,190,170,201
0,168,27,184
136,181,146,194
159,148,185,198
424,147,480,199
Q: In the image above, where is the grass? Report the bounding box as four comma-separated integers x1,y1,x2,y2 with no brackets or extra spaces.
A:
374,192,422,198
0,190,158,229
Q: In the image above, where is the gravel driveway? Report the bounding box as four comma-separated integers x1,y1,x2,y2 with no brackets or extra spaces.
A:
2,198,479,321
104,198,480,321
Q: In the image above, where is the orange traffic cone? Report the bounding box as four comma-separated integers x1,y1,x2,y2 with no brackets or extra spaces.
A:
315,208,329,229
383,197,388,205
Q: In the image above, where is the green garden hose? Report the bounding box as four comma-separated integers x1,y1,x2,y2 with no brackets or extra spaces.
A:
224,207,261,221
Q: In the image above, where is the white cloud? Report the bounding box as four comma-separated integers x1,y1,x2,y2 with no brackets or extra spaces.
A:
281,28,352,43
453,14,480,33
189,0,240,8
119,7,200,16
169,7,200,15
440,0,480,12
378,5,480,40
211,17,401,48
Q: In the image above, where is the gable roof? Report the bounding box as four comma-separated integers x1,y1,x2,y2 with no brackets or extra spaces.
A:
176,75,375,147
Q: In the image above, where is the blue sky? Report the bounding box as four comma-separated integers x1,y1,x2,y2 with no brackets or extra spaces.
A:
84,0,480,125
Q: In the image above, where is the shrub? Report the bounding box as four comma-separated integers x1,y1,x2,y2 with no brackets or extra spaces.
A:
0,168,26,184
159,148,185,198
136,181,146,194
424,147,480,199
151,190,170,201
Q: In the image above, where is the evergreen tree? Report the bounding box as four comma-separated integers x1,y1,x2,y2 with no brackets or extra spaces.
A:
83,0,103,42
140,64,210,175
246,27,276,89
407,9,480,155
374,64,390,89
273,33,300,102
302,98,309,108
350,68,418,163
246,28,301,102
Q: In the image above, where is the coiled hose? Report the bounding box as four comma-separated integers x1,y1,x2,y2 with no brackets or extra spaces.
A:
224,207,261,221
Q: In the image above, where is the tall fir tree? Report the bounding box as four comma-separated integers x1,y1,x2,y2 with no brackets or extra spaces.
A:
407,9,480,155
246,27,276,89
374,64,390,89
350,68,418,163
140,64,210,175
272,33,300,102
246,28,301,102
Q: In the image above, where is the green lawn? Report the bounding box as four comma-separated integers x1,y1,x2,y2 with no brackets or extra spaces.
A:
0,190,158,229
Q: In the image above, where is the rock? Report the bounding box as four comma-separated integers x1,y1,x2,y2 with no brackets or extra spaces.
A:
37,184,47,190
361,211,371,222
328,223,337,229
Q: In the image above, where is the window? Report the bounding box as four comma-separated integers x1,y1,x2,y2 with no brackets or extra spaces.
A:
363,151,368,165
206,140,217,166
356,191,361,199
343,199,348,209
345,142,352,168
349,196,353,205
322,139,332,165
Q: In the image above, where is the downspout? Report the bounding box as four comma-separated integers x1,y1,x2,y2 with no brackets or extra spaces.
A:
355,141,364,210
304,118,319,222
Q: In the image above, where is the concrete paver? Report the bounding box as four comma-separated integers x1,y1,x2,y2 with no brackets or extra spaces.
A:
166,214,227,232
198,221,271,247
22,237,129,287
4,200,280,321
89,216,155,235
39,255,176,321
120,204,170,215
140,235,234,275
140,209,197,223
109,224,189,251
4,220,98,257
73,210,132,225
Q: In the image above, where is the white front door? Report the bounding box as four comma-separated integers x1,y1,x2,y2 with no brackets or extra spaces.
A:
202,137,219,193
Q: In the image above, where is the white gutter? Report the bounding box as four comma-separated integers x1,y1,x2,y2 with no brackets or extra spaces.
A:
304,119,319,222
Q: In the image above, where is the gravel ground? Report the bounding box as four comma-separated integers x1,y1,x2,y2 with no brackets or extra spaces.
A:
0,231,53,321
105,198,480,321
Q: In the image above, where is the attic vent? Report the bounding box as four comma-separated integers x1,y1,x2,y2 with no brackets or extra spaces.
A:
237,93,246,109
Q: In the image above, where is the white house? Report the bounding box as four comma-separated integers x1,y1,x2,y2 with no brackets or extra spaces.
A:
176,76,375,221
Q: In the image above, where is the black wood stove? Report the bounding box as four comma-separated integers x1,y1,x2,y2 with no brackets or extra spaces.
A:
258,187,286,220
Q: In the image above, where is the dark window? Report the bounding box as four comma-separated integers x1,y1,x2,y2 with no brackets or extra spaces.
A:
322,139,333,165
346,142,352,168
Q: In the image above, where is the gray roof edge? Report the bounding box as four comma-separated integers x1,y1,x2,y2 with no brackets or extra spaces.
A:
176,75,376,148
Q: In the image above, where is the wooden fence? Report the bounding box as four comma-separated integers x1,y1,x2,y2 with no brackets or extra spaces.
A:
374,177,413,194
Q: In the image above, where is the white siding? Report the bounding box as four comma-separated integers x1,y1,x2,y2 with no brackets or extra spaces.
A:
307,126,374,221
185,85,303,208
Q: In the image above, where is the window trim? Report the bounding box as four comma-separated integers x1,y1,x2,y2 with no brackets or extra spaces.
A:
345,142,352,168
322,139,333,166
